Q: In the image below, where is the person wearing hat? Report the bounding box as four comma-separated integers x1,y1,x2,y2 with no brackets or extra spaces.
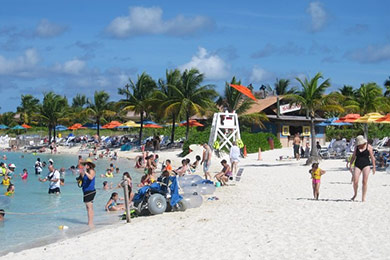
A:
7,164,16,177
80,158,96,228
347,135,376,202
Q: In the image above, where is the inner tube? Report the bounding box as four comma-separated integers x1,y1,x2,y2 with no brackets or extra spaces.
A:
181,183,216,195
178,175,203,187
182,193,203,208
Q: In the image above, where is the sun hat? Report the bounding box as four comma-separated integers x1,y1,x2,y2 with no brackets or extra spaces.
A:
81,158,96,168
356,135,367,146
8,163,16,168
48,159,54,163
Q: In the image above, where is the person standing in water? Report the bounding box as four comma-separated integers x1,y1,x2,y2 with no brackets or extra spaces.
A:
80,158,96,228
39,165,61,194
35,158,42,175
347,135,375,202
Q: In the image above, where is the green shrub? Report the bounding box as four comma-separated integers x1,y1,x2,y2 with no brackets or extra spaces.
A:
180,129,281,156
241,132,281,153
325,124,390,141
180,128,210,156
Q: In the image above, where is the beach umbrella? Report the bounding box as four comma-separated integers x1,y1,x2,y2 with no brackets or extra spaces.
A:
118,120,141,128
68,123,86,130
82,123,102,129
316,117,352,126
55,125,68,131
11,125,26,130
179,120,204,127
335,114,361,123
354,112,384,139
21,123,32,129
354,113,384,123
143,124,163,129
0,124,9,130
137,120,159,125
375,114,390,124
229,84,257,101
102,121,122,129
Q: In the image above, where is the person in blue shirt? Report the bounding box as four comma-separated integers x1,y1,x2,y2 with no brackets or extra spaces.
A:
80,158,96,228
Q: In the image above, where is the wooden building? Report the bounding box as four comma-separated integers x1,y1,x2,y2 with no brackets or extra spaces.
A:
244,96,326,148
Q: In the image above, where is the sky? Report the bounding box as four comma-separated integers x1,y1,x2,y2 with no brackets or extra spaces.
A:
0,0,389,112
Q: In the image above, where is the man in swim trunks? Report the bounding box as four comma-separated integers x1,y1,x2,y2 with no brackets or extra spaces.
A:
293,133,301,160
201,143,212,180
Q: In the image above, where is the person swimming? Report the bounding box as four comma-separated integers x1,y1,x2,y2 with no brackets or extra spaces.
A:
5,184,15,196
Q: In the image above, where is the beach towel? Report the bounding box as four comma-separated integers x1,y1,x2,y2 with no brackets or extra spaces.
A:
169,176,182,206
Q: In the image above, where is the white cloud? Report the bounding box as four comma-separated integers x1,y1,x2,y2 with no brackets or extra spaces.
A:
0,48,39,76
346,44,390,63
53,58,86,75
306,2,327,32
35,19,67,38
179,47,229,80
250,66,272,83
106,6,214,38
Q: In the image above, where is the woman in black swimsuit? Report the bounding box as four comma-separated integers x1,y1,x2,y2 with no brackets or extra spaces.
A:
347,135,376,202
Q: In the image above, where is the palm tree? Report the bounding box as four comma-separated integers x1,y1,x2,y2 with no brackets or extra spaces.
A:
165,68,217,140
39,92,68,143
118,72,157,144
274,78,296,95
384,77,390,97
345,83,385,138
217,77,254,114
72,94,87,108
16,94,40,124
285,73,338,162
69,94,88,125
85,91,116,137
152,69,182,144
338,85,355,98
0,112,16,127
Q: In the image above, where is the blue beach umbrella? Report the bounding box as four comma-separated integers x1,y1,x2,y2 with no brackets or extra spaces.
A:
0,124,9,129
11,125,26,130
316,117,352,126
55,125,68,131
137,120,159,125
82,123,102,129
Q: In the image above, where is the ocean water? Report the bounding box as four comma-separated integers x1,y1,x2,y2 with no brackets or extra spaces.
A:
0,151,142,255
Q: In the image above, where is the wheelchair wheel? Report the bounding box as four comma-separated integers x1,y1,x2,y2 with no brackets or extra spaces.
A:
148,194,167,215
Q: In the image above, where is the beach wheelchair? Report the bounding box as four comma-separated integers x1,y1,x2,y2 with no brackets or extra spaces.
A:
133,176,187,216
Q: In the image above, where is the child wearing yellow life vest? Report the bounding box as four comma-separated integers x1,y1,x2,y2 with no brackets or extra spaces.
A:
309,163,326,200
5,184,14,196
2,174,11,186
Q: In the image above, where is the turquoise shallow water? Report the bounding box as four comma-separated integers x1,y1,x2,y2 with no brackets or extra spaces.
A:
0,151,141,255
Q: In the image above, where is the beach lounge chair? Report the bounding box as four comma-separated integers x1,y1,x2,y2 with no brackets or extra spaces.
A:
319,139,336,159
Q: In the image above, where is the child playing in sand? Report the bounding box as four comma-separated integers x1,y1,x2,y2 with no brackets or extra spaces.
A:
309,163,326,200
105,192,125,211
215,160,232,186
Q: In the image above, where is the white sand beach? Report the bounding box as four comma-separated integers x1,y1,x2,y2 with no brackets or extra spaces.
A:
3,147,390,260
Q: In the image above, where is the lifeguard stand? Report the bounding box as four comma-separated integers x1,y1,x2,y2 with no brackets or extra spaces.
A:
208,111,241,151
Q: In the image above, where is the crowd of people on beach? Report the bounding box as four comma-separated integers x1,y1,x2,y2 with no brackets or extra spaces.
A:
0,140,243,225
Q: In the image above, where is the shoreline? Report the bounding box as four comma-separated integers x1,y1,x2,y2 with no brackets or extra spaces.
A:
3,147,390,259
